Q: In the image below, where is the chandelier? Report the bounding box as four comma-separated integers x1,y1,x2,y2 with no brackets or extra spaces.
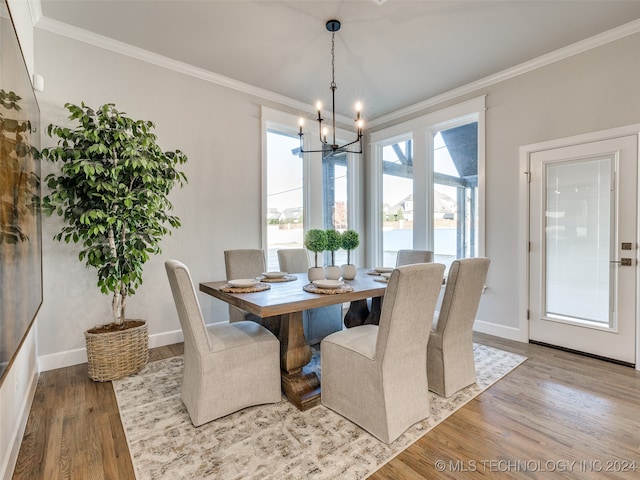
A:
298,19,364,155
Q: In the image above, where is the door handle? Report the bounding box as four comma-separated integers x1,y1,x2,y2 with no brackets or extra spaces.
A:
611,258,634,266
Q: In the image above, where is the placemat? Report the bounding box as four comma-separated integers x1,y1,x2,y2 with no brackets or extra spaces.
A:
220,283,271,293
303,283,354,295
259,274,298,283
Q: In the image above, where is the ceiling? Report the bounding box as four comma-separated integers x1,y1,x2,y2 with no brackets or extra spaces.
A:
38,1,640,122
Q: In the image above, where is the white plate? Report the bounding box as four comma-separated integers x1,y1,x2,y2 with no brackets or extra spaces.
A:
374,267,394,273
313,279,344,289
381,272,391,279
228,278,259,288
261,271,287,278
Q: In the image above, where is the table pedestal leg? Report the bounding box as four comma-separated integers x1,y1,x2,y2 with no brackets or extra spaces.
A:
344,299,370,328
364,296,383,325
274,311,321,410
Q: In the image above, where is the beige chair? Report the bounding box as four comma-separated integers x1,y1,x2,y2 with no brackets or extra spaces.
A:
321,262,445,443
165,260,281,427
224,249,265,324
428,257,490,398
396,249,434,266
277,248,343,344
277,248,310,275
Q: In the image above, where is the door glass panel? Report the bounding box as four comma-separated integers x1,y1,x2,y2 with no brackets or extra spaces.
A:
433,123,478,272
382,139,413,267
266,130,304,271
545,157,612,324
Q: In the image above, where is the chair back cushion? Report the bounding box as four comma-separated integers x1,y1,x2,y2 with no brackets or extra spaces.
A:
395,249,434,267
165,260,212,351
376,263,445,363
224,249,266,279
435,258,490,336
277,248,310,273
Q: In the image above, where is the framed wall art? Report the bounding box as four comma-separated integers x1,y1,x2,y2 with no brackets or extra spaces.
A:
0,1,42,383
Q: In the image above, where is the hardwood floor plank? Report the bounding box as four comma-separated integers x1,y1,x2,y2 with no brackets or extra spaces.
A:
12,335,640,479
41,409,63,480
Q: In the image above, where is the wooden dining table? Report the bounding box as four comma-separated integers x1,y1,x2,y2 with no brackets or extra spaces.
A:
199,268,387,410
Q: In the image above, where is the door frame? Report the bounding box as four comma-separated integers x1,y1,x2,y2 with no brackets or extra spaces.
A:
519,124,640,370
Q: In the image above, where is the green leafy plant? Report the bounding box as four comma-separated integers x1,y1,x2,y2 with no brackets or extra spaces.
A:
304,229,327,268
341,229,359,264
325,229,342,266
40,102,188,326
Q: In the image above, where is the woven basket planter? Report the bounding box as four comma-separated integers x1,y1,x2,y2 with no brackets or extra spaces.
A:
85,319,149,382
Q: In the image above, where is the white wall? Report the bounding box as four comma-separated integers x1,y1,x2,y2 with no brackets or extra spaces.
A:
370,32,640,340
0,324,38,480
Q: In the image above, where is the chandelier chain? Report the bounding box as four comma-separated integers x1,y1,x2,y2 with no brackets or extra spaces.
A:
331,32,336,88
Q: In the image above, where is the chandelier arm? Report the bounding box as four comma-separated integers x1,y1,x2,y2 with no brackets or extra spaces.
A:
336,137,362,150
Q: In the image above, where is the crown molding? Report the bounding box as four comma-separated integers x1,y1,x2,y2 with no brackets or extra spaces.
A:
34,13,640,128
33,16,346,120
368,18,640,128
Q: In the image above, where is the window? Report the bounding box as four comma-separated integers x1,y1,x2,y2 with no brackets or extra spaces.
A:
433,122,479,270
262,107,362,271
381,138,414,267
323,152,349,266
369,97,485,269
265,130,304,270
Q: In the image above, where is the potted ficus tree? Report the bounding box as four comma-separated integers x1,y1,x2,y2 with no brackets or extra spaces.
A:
304,228,327,282
340,229,360,280
41,102,188,381
324,229,342,280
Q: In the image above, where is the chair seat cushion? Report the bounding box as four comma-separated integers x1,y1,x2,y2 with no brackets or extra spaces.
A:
207,320,278,353
322,324,378,360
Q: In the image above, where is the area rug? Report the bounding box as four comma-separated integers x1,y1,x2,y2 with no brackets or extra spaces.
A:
113,343,526,480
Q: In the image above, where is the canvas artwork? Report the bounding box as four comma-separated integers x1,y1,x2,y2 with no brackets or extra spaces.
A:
0,2,42,382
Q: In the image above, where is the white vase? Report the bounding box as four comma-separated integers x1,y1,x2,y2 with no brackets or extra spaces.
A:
324,265,341,280
308,267,324,282
341,264,357,280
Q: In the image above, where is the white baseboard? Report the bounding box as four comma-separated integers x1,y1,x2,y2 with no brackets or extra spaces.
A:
148,329,184,349
2,364,38,480
38,346,87,372
38,328,185,372
473,319,528,343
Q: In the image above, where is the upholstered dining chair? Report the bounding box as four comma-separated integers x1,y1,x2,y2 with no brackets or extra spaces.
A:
277,248,309,275
165,260,281,427
427,257,490,398
224,249,265,324
277,248,343,344
396,249,434,267
321,262,445,444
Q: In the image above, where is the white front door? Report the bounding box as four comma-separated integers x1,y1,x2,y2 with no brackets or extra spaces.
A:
529,135,637,365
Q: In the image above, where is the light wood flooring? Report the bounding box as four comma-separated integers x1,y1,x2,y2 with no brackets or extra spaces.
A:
12,333,640,479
